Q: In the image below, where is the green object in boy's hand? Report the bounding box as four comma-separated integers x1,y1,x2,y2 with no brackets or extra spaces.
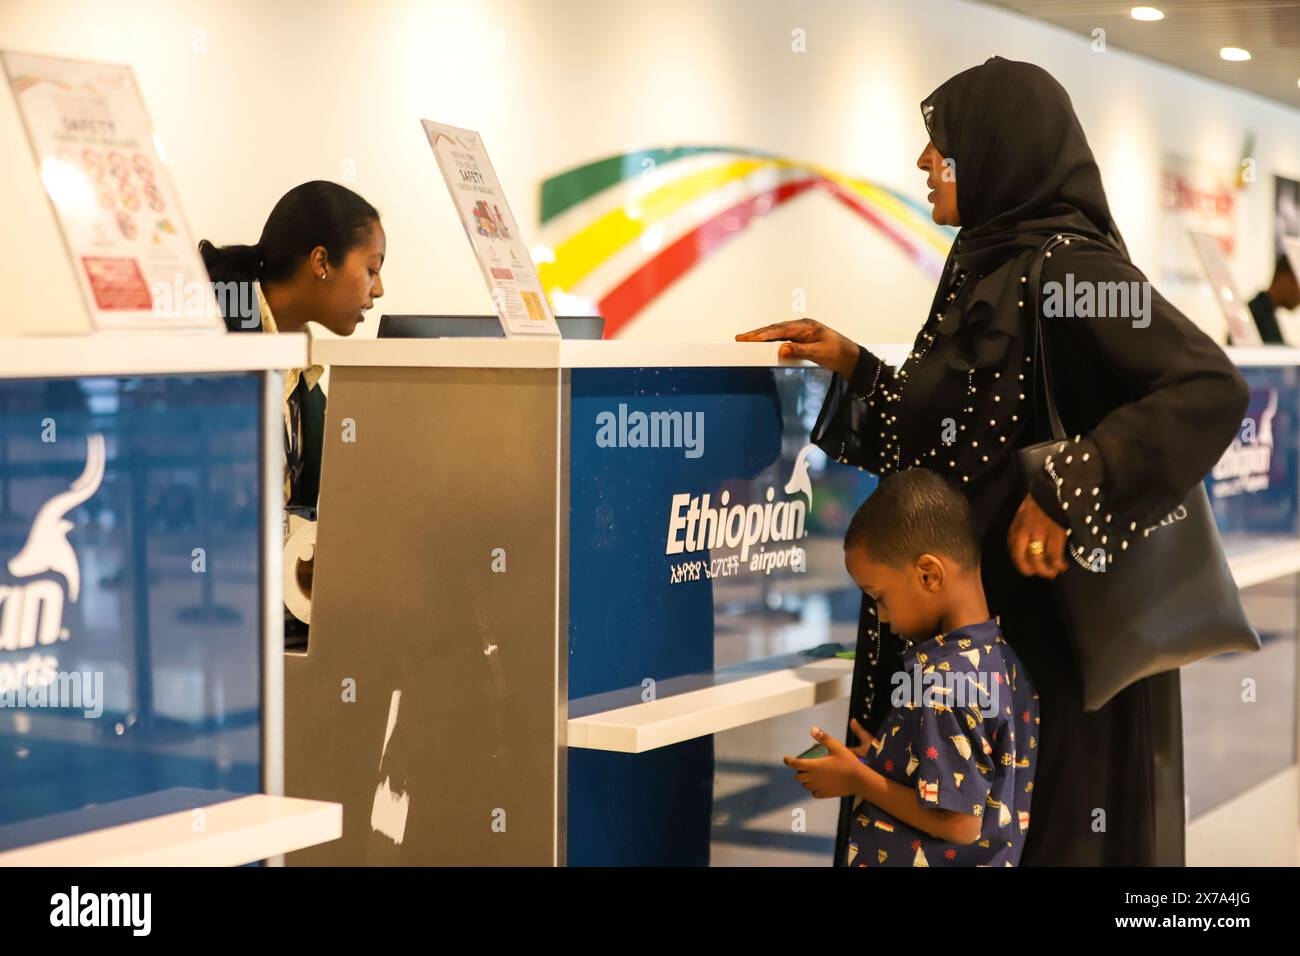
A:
797,743,830,760
801,642,849,658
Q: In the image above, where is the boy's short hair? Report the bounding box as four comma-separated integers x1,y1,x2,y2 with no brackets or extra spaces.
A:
844,467,980,570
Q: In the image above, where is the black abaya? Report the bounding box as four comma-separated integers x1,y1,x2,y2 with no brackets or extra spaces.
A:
815,57,1249,865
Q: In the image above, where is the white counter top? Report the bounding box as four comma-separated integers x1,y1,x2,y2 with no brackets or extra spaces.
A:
0,333,309,379
312,337,1300,371
5,333,1284,379
568,657,853,753
0,793,340,867
1223,345,1300,366
311,338,913,369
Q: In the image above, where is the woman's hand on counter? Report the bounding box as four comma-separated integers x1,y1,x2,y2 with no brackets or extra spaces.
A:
736,319,861,379
1007,492,1070,579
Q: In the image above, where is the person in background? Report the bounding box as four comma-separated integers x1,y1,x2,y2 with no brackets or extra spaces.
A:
199,181,385,643
1247,254,1299,345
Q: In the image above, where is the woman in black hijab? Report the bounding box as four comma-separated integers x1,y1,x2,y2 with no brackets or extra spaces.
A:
739,56,1249,865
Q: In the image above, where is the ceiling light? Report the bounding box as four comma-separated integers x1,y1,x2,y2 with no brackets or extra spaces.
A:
1130,6,1164,21
1220,47,1252,62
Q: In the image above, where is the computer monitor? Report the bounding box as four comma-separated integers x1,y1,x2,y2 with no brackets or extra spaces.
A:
377,315,606,340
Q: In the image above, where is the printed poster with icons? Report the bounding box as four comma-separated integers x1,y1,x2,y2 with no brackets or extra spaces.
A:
421,120,561,338
1,51,220,332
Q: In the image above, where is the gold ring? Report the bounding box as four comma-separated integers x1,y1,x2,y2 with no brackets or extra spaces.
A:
1028,540,1046,556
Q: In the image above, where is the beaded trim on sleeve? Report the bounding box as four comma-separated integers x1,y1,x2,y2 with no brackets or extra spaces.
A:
853,356,884,402
1043,434,1133,571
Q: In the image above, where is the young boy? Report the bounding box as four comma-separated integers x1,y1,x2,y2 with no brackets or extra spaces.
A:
784,468,1039,866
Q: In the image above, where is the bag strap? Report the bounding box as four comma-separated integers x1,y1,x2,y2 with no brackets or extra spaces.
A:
1026,232,1092,444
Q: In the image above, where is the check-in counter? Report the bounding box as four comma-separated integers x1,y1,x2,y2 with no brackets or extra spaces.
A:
1184,347,1300,866
0,334,341,866
283,339,876,865
283,338,1300,867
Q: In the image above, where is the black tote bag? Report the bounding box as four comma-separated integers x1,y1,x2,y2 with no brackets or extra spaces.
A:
1015,233,1260,711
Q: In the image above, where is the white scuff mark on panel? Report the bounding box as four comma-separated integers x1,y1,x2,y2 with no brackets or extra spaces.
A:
371,776,410,844
378,689,401,770
484,643,498,655
370,689,409,844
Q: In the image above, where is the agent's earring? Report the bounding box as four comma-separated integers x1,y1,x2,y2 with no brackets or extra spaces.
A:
319,272,326,280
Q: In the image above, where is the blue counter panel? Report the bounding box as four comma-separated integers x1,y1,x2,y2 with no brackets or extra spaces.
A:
1207,366,1300,546
567,366,871,865
0,373,265,838
1186,363,1300,820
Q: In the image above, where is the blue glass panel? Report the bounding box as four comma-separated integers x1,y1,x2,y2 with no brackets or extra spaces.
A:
1187,365,1300,819
567,366,869,864
0,373,264,836
1206,365,1300,550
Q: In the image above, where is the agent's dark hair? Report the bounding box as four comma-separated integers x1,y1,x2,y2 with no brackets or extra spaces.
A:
844,468,980,571
1275,253,1294,280
198,180,379,286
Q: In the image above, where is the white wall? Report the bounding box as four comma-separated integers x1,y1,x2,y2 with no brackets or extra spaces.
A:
2,0,1299,343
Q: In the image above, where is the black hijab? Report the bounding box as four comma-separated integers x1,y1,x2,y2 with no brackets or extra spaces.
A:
922,56,1128,368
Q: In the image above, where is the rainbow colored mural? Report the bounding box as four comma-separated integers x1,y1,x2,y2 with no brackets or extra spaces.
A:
535,146,956,337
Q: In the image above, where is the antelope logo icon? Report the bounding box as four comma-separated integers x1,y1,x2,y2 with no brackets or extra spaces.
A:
782,444,815,509
0,435,105,651
1258,389,1278,448
7,434,106,600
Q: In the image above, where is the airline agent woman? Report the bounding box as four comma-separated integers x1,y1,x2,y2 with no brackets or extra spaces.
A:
200,180,386,641
200,180,385,509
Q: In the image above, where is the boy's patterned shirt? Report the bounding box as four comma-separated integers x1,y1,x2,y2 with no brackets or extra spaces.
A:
848,618,1039,867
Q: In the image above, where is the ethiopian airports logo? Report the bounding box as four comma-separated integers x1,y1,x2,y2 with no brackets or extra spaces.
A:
1211,389,1277,498
664,445,813,584
0,435,105,688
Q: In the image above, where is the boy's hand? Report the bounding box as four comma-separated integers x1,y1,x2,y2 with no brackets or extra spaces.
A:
846,717,876,757
783,726,869,799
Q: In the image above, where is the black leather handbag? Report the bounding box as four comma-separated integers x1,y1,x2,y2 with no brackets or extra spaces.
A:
1016,233,1260,712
